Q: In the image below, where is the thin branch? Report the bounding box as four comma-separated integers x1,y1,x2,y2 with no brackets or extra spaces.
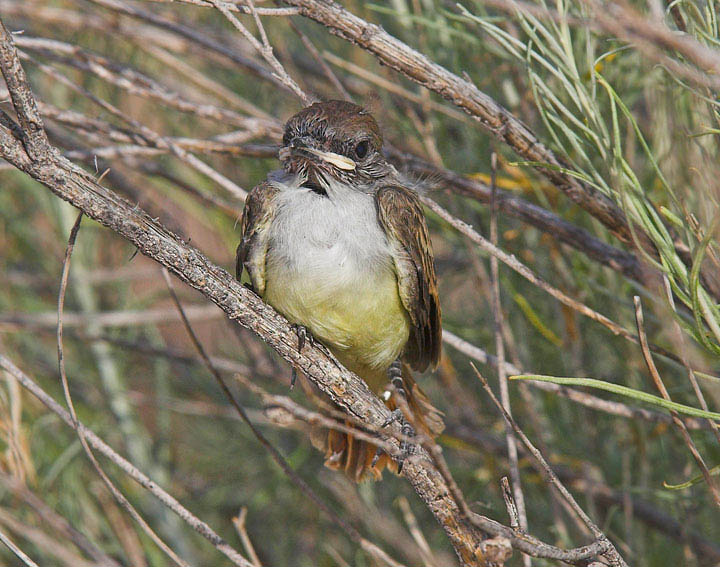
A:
146,0,301,16
321,51,471,123
209,0,312,105
0,528,40,567
289,20,353,102
1,304,225,329
55,213,192,567
488,151,529,556
0,508,96,567
232,508,262,567
397,497,439,567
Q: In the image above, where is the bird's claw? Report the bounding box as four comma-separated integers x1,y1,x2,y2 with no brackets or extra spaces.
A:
294,324,310,352
289,325,313,390
378,409,416,474
382,408,404,428
290,325,336,387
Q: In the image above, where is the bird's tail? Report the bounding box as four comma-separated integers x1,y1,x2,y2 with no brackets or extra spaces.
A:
313,363,444,482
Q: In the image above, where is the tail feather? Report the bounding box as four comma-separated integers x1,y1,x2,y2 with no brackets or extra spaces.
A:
320,362,443,482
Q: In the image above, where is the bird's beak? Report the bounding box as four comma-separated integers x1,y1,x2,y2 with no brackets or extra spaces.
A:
302,147,356,171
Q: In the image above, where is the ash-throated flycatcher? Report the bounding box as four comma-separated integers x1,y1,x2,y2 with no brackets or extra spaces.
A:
237,100,443,481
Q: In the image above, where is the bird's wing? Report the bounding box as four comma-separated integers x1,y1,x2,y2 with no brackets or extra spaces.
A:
236,181,279,295
375,184,441,372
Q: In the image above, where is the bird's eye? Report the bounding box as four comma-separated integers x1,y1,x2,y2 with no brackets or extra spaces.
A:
282,132,291,146
354,140,369,159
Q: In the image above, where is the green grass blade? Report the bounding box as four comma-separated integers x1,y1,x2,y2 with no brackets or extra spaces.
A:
664,464,720,490
510,375,720,421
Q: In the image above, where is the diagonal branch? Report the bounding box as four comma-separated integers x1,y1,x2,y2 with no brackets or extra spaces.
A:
0,528,40,567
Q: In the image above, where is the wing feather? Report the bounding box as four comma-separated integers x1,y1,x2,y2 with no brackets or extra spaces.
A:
375,185,441,371
236,181,279,295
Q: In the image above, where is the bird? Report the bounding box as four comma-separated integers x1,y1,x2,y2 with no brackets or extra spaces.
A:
236,100,443,481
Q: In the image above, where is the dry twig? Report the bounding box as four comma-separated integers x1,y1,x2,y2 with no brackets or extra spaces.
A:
488,152,529,562
232,508,262,567
0,528,40,567
209,0,312,105
55,213,192,567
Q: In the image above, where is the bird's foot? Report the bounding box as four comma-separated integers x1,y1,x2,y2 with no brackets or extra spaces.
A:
292,324,332,355
293,324,312,352
380,409,416,474
289,324,313,390
372,360,416,474
292,324,335,362
290,324,334,389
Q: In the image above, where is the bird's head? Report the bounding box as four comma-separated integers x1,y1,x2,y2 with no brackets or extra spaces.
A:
279,100,393,193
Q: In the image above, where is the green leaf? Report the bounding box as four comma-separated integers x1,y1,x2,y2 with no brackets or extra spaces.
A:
659,206,685,230
512,293,563,346
664,463,720,490
510,375,720,421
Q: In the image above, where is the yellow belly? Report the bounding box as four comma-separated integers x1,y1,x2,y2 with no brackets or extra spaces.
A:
264,267,410,390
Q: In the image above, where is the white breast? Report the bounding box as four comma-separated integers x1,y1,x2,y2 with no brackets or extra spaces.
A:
266,174,394,283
